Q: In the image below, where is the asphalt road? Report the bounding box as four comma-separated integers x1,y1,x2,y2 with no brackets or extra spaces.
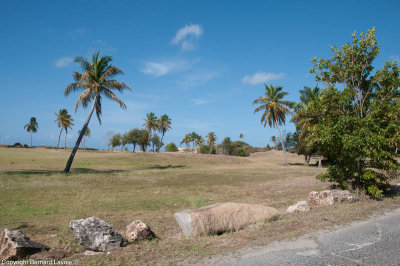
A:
200,208,400,266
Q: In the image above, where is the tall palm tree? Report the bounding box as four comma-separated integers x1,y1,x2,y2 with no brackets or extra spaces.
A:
180,134,191,151
206,132,217,154
157,114,172,143
253,84,291,166
54,109,74,150
24,117,38,147
189,132,199,151
196,135,204,149
143,112,158,142
63,51,131,172
78,127,91,150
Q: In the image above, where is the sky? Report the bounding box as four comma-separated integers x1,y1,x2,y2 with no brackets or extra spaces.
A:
1,0,400,150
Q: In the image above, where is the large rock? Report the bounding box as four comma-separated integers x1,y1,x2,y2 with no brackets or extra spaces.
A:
0,229,49,260
174,202,279,237
70,217,128,252
125,220,155,243
309,189,359,206
286,201,311,213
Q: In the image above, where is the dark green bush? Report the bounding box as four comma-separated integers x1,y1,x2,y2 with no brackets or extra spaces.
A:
165,142,178,152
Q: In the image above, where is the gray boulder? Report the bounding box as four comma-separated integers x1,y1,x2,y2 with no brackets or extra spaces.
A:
286,201,311,213
175,202,279,237
125,220,155,243
0,229,49,260
309,189,359,206
70,217,127,252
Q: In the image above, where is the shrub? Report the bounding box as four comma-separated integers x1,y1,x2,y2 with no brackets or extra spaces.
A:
165,142,178,152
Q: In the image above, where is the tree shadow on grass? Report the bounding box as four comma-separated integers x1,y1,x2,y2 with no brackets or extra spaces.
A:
0,168,129,176
147,164,186,170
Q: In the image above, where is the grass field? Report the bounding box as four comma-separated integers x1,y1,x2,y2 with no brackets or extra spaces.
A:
1,147,399,265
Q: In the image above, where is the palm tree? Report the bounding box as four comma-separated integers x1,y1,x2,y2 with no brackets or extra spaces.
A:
206,132,217,154
24,117,38,147
253,84,291,166
157,114,172,143
196,135,204,149
55,109,74,150
63,51,131,173
78,127,91,150
189,132,199,151
143,112,158,143
180,134,191,151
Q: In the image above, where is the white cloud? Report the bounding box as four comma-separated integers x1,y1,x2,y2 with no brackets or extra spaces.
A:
141,62,175,77
177,69,220,87
171,24,203,51
190,97,210,105
241,72,285,85
141,59,199,77
55,57,73,68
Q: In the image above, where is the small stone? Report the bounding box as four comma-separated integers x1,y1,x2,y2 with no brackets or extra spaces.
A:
286,201,311,213
0,229,49,260
309,189,359,206
82,250,103,256
126,220,155,243
70,217,128,252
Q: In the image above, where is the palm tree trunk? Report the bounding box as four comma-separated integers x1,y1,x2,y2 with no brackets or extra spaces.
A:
64,97,96,173
30,132,32,147
83,137,86,151
56,128,62,150
64,130,67,150
275,122,288,166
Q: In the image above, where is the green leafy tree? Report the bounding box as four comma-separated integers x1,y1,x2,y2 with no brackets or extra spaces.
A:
151,133,162,152
24,117,38,147
157,114,172,144
78,127,91,150
138,129,150,152
111,133,121,151
128,128,141,152
121,132,129,151
55,109,74,150
239,133,244,139
253,84,291,165
63,51,131,172
291,86,321,163
306,28,400,197
165,142,178,152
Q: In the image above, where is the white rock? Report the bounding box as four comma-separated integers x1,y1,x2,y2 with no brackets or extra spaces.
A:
286,201,311,213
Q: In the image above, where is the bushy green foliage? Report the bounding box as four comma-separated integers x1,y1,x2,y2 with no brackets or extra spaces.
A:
217,138,251,157
165,142,178,152
301,28,400,197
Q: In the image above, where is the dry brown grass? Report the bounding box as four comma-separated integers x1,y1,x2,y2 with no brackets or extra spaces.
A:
0,147,399,265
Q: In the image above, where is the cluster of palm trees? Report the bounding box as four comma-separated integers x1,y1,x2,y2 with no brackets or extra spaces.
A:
54,109,73,150
180,131,217,153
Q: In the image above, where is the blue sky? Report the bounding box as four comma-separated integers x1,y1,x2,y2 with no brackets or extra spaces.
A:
1,0,399,149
